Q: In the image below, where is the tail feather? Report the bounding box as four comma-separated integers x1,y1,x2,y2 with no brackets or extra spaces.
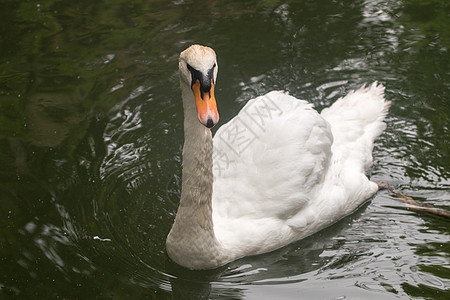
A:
321,82,390,172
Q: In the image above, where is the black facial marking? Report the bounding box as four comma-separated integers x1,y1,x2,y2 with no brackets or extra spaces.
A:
187,63,216,96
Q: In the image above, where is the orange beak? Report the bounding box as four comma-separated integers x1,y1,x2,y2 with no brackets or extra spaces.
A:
192,79,219,128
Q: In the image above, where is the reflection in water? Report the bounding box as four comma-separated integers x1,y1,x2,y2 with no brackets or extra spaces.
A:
0,0,448,299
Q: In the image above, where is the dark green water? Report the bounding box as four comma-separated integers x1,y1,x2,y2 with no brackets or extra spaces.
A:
1,0,449,299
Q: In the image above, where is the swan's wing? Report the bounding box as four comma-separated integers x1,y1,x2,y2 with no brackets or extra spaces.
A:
321,82,390,173
319,82,390,214
209,86,389,255
212,91,333,224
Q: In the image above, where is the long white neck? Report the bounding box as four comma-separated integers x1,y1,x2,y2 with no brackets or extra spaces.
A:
166,81,225,269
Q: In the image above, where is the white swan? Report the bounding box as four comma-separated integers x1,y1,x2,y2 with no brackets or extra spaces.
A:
166,44,390,270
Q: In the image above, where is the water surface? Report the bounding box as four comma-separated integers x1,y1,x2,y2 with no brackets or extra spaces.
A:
1,0,449,299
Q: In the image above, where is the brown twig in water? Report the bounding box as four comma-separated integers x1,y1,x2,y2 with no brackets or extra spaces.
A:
376,181,450,219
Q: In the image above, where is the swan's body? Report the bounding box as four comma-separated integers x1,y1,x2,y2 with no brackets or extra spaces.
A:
166,45,390,269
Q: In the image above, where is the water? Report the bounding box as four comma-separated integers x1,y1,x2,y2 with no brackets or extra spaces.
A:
1,0,449,299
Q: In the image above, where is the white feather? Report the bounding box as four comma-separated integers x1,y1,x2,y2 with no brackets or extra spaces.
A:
212,85,390,258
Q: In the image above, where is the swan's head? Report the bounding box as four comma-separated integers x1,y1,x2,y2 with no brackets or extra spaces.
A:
179,45,219,128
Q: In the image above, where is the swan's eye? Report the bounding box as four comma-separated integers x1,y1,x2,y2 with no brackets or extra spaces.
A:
186,63,201,88
208,64,216,84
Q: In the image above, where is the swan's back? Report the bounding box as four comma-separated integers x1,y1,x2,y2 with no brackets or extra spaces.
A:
211,84,389,256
